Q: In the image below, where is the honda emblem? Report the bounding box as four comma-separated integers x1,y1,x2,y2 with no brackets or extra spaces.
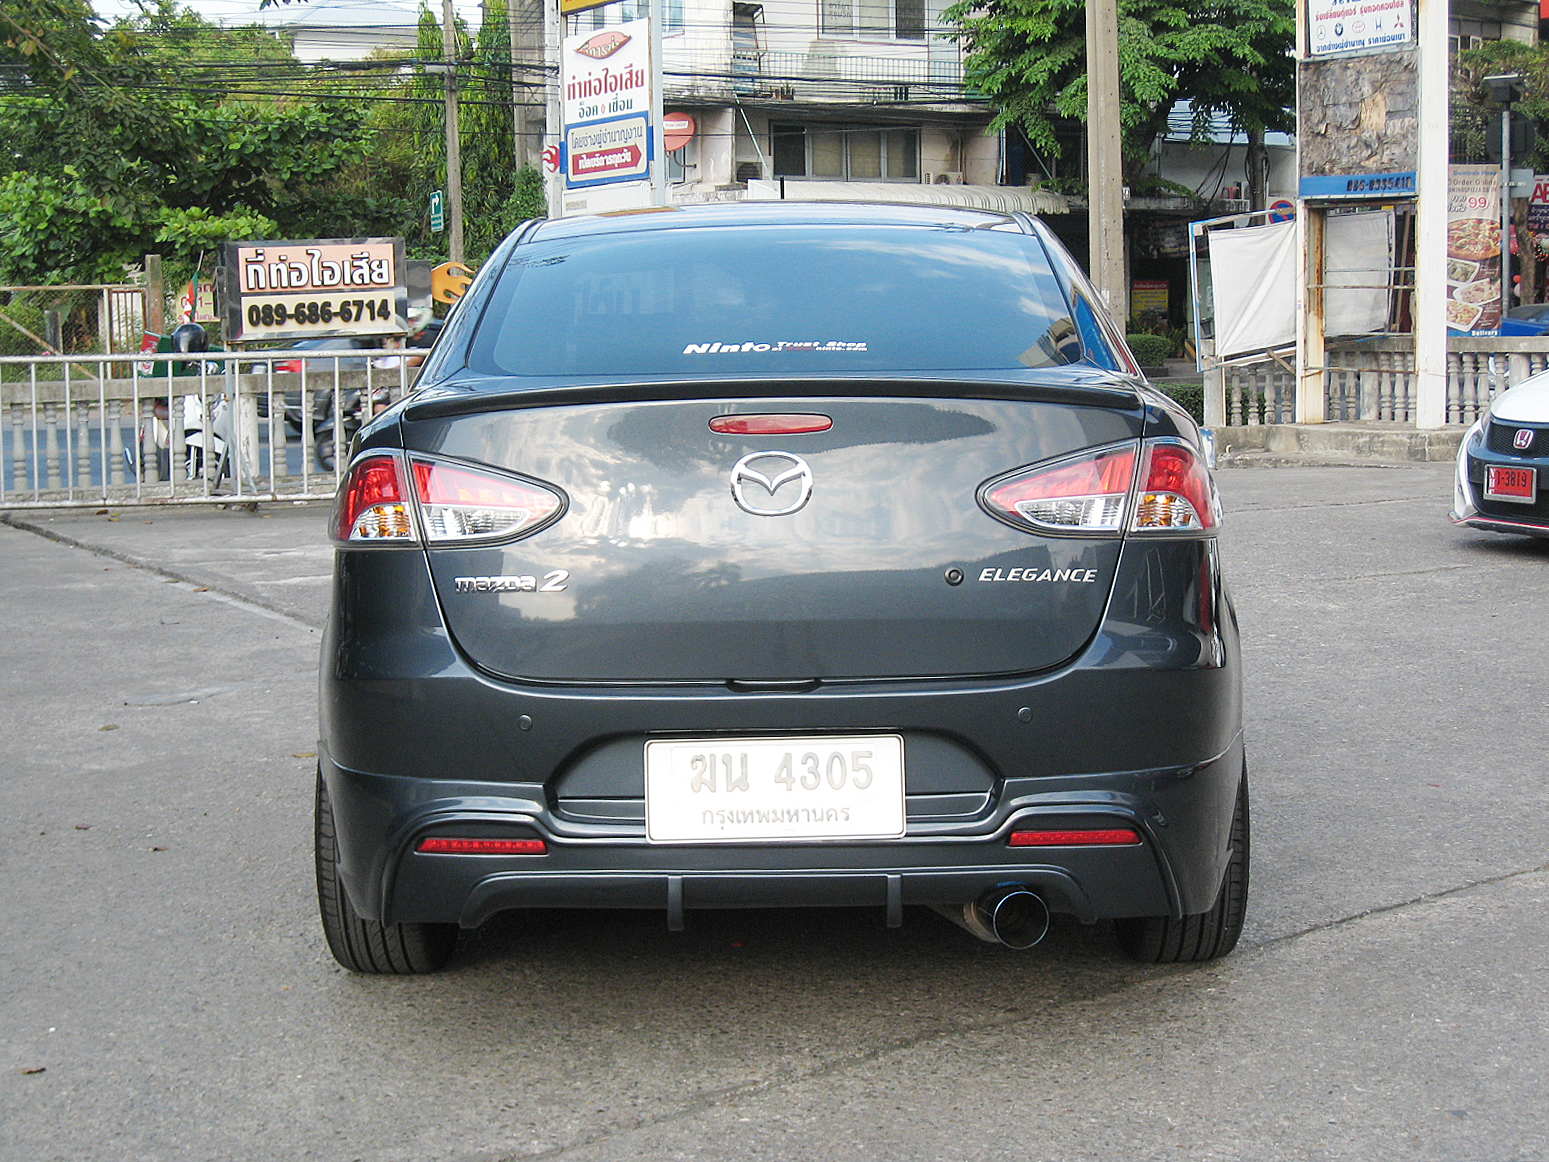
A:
1515,428,1536,451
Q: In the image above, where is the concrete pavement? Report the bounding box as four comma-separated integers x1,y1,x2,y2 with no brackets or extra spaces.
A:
3,464,1548,1162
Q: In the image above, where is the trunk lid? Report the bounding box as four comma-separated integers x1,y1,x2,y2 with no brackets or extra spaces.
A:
404,390,1141,683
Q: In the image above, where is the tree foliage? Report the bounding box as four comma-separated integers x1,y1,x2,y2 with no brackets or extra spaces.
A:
945,0,1295,189
1453,38,1549,171
0,0,546,287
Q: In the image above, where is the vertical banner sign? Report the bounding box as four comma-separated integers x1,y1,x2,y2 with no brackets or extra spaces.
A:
1447,165,1502,334
561,19,654,209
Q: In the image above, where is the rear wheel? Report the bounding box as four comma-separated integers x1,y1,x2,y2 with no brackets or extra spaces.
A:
315,770,458,973
1116,770,1249,963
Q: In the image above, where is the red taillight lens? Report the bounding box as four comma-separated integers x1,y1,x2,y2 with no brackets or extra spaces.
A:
411,459,565,543
276,359,301,373
1009,828,1141,847
709,413,834,435
1132,440,1218,532
416,837,548,855
982,442,1138,534
334,454,415,542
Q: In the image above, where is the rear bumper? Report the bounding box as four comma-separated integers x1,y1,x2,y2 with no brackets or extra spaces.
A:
320,535,1244,930
322,737,1242,928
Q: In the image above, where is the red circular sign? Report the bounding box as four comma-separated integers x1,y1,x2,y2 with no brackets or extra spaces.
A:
663,112,697,153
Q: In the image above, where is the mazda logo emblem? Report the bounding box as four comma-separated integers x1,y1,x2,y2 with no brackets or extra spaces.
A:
1515,428,1536,451
729,451,813,517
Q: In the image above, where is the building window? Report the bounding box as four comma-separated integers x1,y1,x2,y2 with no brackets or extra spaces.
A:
580,0,682,33
819,0,926,40
772,124,920,180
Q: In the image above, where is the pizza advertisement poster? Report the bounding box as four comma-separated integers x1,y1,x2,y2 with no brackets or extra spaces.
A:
1447,164,1501,333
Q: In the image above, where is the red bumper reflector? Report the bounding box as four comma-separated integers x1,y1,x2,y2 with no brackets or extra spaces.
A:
1009,829,1141,847
416,837,548,855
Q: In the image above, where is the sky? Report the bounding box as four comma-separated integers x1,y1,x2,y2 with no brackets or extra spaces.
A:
91,0,488,29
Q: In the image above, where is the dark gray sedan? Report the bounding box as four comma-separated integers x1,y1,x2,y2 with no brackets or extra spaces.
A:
318,202,1247,972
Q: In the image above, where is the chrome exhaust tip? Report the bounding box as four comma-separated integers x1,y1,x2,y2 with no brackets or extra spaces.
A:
931,885,1050,949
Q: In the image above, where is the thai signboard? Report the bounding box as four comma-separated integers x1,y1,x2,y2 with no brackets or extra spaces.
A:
1529,175,1549,249
220,238,407,342
1306,0,1413,57
1446,165,1502,335
560,21,654,210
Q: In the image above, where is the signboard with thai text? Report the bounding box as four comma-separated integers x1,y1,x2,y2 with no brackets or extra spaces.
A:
1529,176,1549,249
561,20,654,209
220,238,408,343
1306,0,1412,56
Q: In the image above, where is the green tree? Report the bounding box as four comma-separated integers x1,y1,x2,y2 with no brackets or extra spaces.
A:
1452,39,1549,171
945,0,1295,191
0,0,370,282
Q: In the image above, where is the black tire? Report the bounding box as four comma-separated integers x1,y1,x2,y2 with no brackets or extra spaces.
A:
1116,770,1249,963
315,769,458,974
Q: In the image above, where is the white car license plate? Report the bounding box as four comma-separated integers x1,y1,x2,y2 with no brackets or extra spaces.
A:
1486,463,1537,504
644,734,905,844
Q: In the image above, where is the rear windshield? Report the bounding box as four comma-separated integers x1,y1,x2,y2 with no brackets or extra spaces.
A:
467,224,1100,377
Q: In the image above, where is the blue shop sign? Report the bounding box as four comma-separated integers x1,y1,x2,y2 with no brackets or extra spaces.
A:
1299,172,1417,199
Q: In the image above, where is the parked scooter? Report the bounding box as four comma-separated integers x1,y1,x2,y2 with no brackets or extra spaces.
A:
128,323,232,482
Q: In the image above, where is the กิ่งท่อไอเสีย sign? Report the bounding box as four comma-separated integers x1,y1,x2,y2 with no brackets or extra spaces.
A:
221,238,408,342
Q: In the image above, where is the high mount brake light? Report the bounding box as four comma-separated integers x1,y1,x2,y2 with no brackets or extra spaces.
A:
982,443,1139,534
709,414,834,435
335,454,415,542
980,438,1218,537
1132,440,1219,532
411,459,565,543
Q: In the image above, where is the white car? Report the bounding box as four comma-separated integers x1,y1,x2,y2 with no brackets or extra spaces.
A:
1453,371,1549,537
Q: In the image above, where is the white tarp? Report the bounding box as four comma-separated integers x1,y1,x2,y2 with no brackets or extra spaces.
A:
1208,219,1298,361
1325,209,1394,337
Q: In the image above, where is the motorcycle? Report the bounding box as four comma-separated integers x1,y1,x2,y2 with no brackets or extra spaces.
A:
128,389,233,483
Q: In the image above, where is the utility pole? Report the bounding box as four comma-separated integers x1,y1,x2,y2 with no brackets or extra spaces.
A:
1086,0,1126,325
1413,0,1447,428
441,0,466,263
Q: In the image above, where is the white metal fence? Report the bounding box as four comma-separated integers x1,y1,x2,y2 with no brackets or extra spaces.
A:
0,348,423,508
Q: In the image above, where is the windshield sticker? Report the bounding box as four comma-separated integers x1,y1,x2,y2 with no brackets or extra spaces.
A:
683,341,868,355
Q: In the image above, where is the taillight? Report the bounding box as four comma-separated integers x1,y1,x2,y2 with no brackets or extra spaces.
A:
1132,439,1218,532
980,437,1219,537
981,442,1138,534
411,458,565,543
334,454,415,542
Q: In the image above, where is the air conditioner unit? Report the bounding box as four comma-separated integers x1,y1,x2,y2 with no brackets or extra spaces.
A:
930,171,964,185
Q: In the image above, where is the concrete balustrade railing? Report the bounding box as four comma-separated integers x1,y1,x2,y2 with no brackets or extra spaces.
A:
1222,337,1549,428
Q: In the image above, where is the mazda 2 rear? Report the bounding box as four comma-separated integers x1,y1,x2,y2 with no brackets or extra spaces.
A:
317,202,1246,972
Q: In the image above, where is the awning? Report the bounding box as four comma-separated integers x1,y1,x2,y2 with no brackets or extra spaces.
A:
744,180,1070,215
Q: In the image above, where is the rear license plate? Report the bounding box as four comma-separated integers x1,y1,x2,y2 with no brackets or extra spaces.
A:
1486,464,1537,503
644,734,905,844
